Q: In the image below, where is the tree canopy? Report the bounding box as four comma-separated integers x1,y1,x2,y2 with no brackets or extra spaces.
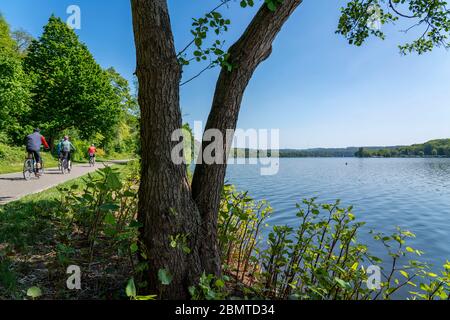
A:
24,16,121,144
0,14,31,143
337,0,450,54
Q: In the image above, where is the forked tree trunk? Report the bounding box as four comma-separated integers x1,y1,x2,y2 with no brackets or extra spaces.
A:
131,0,303,299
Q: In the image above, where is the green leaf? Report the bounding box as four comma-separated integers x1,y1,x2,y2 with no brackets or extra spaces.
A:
126,278,137,298
158,268,173,286
334,277,352,290
27,286,42,299
104,212,116,225
215,279,225,288
267,1,277,12
130,243,139,254
194,38,202,47
99,203,120,212
135,295,157,300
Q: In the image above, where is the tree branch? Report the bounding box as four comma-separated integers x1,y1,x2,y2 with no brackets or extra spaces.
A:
177,0,232,58
191,0,304,276
388,0,416,19
180,62,215,86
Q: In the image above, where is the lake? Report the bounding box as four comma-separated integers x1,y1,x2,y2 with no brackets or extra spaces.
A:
226,157,450,277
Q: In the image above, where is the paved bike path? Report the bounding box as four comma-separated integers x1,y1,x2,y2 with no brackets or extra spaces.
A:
0,160,130,205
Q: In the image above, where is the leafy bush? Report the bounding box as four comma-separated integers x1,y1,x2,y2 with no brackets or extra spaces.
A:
189,273,229,300
58,164,140,260
218,192,450,300
0,143,23,162
218,184,272,285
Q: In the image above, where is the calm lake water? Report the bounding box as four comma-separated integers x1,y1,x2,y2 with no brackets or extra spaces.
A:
226,158,450,274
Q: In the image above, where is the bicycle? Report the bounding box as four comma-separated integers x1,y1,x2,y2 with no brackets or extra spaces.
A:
89,154,96,167
61,150,75,174
61,156,72,174
23,153,44,180
58,155,63,172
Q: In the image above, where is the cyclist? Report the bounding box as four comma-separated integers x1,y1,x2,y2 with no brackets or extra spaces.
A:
56,138,65,162
25,128,49,173
60,136,76,169
88,144,97,163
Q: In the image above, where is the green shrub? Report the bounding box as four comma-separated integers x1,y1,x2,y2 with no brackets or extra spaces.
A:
218,192,450,300
57,165,140,260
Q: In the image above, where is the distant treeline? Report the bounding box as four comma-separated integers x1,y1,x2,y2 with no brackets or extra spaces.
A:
230,147,392,158
231,139,450,158
355,139,450,158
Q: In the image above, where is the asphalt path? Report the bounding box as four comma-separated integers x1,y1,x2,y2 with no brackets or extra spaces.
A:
0,160,130,205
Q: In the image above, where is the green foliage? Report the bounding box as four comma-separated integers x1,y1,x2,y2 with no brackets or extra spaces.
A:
410,260,450,300
24,16,121,142
56,243,75,267
158,269,173,286
355,147,370,157
0,14,138,158
178,7,231,70
26,286,42,300
0,163,137,299
0,255,17,296
177,0,264,84
264,0,284,12
125,277,156,300
337,0,450,54
189,273,230,300
218,184,273,283
11,28,34,56
358,139,450,157
104,68,139,154
58,164,140,259
0,15,31,143
0,14,16,52
219,195,449,300
0,142,57,174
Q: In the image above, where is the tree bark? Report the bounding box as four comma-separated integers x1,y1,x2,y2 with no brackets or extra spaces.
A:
191,0,303,276
131,0,202,299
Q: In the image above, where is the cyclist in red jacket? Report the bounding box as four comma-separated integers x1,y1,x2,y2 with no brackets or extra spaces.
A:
88,144,97,159
25,128,49,170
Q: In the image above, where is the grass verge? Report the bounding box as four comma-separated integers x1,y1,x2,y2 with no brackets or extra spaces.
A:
0,162,131,299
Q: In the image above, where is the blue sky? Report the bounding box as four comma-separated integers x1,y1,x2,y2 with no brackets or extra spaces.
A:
2,0,450,148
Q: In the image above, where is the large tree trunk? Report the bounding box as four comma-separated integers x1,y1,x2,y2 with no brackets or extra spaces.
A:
131,0,202,299
131,0,303,298
191,0,303,277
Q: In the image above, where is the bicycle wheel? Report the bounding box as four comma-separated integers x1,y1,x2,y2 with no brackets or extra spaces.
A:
23,159,33,180
62,159,68,174
39,159,45,175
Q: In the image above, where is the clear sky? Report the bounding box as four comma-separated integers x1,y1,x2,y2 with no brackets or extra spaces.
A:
1,0,450,149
